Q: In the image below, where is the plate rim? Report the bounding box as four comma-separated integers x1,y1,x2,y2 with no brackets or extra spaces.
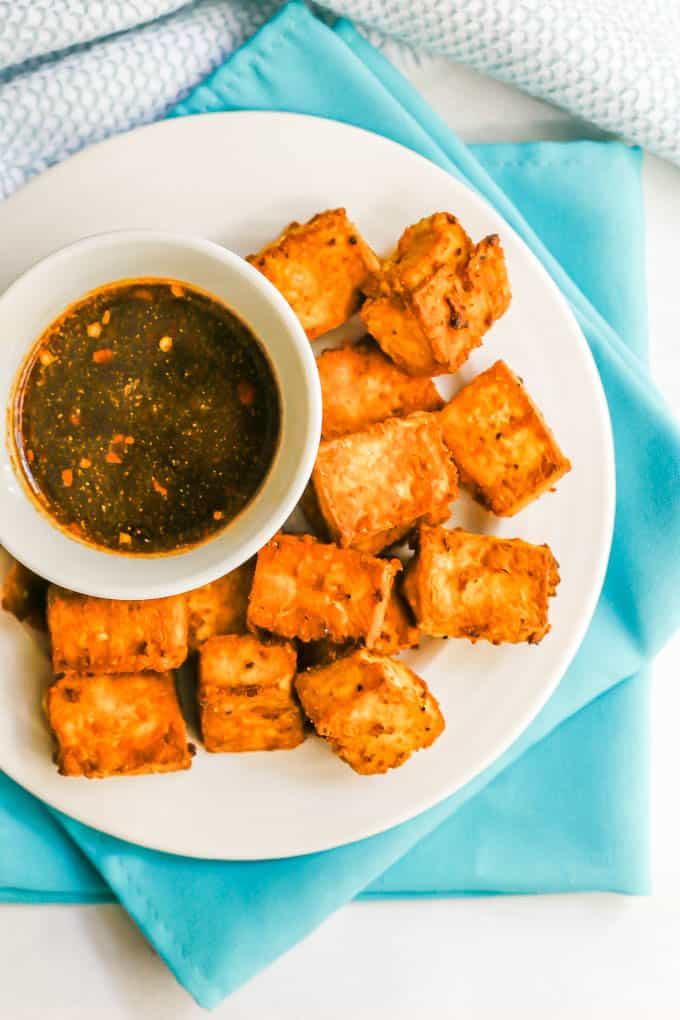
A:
0,110,616,859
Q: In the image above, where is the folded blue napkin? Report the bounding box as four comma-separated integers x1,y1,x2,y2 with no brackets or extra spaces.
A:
1,2,678,1007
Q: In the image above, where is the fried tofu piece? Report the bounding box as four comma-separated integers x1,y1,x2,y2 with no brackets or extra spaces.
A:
311,411,458,553
198,635,304,752
296,649,444,774
317,339,443,439
186,560,255,651
247,533,400,647
247,209,379,340
403,525,559,645
440,360,571,516
48,587,188,674
1,557,47,630
361,213,511,376
298,591,419,668
362,295,438,377
372,591,420,655
46,671,193,778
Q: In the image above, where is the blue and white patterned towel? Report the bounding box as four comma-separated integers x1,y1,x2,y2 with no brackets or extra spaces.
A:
1,0,679,199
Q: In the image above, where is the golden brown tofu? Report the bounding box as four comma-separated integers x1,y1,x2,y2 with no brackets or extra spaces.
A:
198,635,304,752
440,360,571,516
186,561,255,651
362,294,440,377
317,339,443,438
46,671,193,778
403,525,559,644
361,213,511,376
372,591,420,655
311,411,458,553
1,557,47,630
247,209,379,340
247,533,400,647
296,649,444,774
298,591,419,668
48,587,188,674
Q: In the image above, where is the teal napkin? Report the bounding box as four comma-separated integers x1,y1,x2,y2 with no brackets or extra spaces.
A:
1,2,677,1006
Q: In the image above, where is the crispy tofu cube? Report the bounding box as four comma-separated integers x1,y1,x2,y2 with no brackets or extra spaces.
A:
372,591,420,655
247,533,400,647
317,339,443,439
361,213,511,376
296,649,444,774
186,560,255,651
403,525,559,644
301,476,448,549
198,635,304,752
247,209,379,340
48,587,188,674
298,591,419,668
1,557,47,630
440,360,571,516
46,671,193,778
311,411,458,553
362,295,439,377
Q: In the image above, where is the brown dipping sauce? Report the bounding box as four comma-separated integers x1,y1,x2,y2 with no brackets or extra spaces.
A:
12,279,280,554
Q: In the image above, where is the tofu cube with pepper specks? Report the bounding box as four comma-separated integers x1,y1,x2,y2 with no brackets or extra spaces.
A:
47,587,188,674
440,360,571,516
361,213,511,376
297,591,419,670
186,560,255,651
46,671,193,778
403,525,559,645
247,533,400,648
198,635,305,752
371,591,420,655
247,209,379,340
316,339,443,439
311,411,458,553
296,648,444,774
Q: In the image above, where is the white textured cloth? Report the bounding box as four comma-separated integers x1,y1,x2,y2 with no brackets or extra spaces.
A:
1,0,679,199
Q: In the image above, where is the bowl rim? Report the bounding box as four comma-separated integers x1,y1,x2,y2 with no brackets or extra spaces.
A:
0,228,322,599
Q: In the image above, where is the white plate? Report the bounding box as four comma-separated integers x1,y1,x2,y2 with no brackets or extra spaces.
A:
0,113,614,860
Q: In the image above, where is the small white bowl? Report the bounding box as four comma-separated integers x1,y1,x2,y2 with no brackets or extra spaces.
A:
0,230,321,599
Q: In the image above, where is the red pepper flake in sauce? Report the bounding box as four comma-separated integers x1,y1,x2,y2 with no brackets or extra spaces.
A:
159,336,173,353
238,380,255,406
13,279,280,554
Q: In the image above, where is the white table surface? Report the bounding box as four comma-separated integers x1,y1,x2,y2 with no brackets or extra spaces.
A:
3,51,680,1020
